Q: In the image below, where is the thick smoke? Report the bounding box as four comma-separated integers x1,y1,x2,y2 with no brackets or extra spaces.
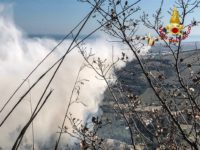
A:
0,4,150,149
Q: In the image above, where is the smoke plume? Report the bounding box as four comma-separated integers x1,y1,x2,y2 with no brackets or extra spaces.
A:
0,4,150,149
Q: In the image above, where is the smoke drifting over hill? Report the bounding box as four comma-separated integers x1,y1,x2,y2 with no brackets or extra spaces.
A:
0,4,150,149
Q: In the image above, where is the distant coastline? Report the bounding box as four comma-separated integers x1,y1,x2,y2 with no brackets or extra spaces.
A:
27,33,200,56
28,34,200,41
27,34,100,41
149,41,200,55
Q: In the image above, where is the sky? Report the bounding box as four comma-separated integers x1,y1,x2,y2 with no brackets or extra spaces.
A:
0,0,200,36
11,0,92,35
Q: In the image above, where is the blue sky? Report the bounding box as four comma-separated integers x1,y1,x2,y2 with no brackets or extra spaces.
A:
1,0,200,36
13,0,92,35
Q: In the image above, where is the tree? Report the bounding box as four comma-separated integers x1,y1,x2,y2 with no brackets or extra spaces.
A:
1,0,200,149
66,0,200,149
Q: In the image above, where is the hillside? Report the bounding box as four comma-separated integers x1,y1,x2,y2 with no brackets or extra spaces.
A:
98,45,200,148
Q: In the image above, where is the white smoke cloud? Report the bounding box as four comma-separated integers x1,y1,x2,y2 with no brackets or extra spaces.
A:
0,4,150,149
